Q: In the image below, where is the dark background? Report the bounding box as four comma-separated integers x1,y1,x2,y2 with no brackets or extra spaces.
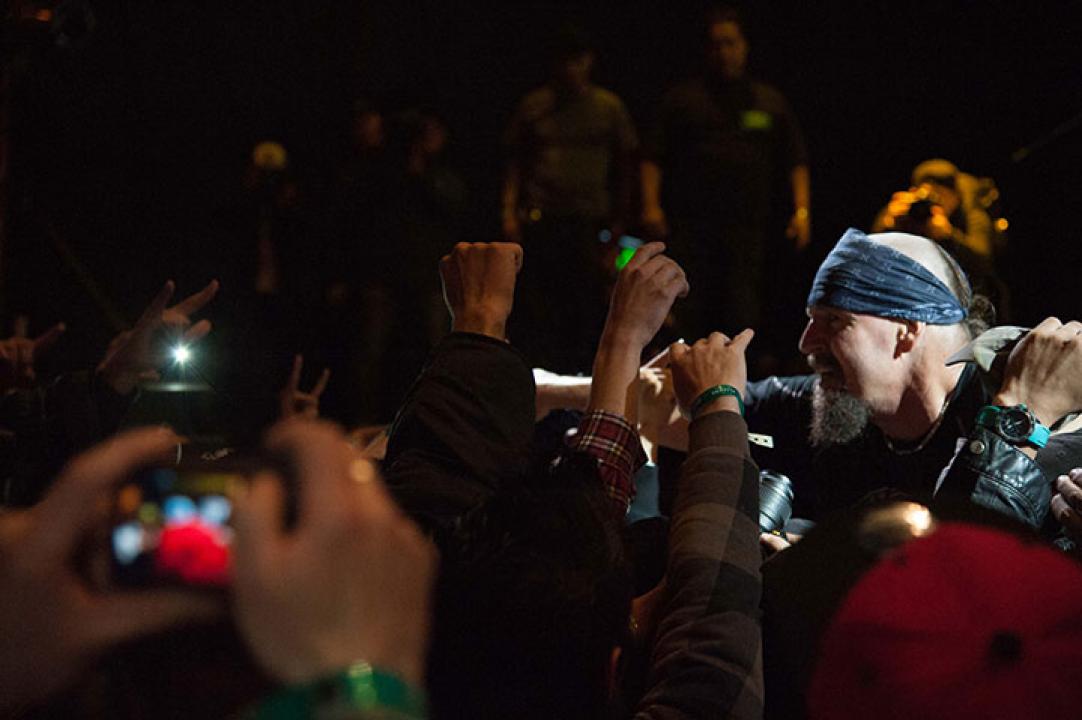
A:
5,0,1082,378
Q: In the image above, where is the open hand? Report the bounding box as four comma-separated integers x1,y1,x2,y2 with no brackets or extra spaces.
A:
279,355,330,420
232,420,436,686
0,428,222,712
97,280,219,395
0,323,65,392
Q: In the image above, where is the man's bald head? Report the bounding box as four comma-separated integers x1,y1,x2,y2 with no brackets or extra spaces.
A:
806,228,987,340
801,229,982,440
871,232,970,308
870,231,991,341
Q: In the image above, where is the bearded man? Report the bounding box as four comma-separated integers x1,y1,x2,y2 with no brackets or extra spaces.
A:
744,228,1081,527
536,227,1081,528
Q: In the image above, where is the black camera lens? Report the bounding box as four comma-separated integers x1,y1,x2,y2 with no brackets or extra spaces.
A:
759,470,794,533
906,198,935,223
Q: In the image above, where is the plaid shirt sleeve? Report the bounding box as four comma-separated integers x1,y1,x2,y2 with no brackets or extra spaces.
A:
565,410,648,517
635,410,763,720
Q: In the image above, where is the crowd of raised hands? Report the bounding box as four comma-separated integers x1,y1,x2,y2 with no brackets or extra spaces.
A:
1,270,430,714
2,239,1081,719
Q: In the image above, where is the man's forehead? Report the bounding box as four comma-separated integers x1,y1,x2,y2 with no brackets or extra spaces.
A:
806,305,897,324
806,304,853,319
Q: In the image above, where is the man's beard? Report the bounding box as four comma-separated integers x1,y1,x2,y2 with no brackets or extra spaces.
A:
809,382,872,447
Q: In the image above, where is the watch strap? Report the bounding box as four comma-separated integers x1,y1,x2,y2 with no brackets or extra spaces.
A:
976,404,1050,449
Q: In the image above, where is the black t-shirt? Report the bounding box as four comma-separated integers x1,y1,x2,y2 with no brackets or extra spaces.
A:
744,365,986,522
646,75,807,223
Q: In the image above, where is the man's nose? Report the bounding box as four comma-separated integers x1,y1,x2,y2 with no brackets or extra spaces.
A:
798,317,821,355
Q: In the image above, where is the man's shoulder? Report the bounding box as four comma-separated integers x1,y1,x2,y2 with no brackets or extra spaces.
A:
515,86,557,116
588,85,628,109
747,374,818,404
748,80,791,113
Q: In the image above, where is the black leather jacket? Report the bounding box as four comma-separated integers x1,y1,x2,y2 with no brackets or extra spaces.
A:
936,425,1050,529
743,367,1052,529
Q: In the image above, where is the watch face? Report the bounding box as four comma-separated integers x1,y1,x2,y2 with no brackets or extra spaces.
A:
998,408,1034,442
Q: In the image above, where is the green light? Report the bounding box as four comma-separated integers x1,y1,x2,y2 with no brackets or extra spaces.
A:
614,247,637,271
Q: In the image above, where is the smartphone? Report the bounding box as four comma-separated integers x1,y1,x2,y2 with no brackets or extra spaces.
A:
111,464,244,588
614,235,644,271
598,230,645,271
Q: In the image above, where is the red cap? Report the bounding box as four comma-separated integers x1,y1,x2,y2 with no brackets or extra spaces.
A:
808,523,1082,720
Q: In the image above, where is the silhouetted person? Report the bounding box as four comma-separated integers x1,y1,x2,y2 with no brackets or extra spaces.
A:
503,25,639,374
642,6,810,366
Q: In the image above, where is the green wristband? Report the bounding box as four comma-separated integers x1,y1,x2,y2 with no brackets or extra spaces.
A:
690,384,744,418
249,662,427,720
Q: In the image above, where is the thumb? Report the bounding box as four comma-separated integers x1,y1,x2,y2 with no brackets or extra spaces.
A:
668,340,689,364
508,243,524,272
232,473,287,576
32,323,66,354
729,328,755,353
83,589,223,653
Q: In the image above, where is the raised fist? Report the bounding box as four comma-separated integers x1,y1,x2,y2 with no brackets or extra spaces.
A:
439,242,523,341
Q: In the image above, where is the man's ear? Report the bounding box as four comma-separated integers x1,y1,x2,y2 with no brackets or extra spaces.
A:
895,319,924,355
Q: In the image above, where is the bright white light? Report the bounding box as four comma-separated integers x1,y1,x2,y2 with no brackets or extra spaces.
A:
172,345,191,364
901,504,935,536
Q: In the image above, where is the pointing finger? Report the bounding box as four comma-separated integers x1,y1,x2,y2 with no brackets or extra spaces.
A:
287,354,303,392
135,281,176,330
622,241,666,273
181,319,212,344
32,323,66,353
310,368,331,397
729,328,756,353
170,280,220,317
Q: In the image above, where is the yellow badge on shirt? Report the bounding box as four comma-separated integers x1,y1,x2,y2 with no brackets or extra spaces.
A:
741,110,773,131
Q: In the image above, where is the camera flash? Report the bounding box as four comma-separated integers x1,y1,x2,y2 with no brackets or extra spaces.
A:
172,345,191,364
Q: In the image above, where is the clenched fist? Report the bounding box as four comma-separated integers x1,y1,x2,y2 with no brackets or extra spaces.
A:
440,242,524,341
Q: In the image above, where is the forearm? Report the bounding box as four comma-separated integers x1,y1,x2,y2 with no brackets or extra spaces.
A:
501,165,520,225
641,161,663,212
534,372,592,418
566,410,648,517
636,411,763,719
452,309,508,341
384,333,535,529
790,165,810,216
611,153,635,226
588,331,640,419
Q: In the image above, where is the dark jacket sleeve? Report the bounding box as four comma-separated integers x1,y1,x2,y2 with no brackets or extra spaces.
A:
935,425,1051,529
382,332,536,531
635,411,764,720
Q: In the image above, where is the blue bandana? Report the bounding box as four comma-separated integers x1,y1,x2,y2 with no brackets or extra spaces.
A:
807,228,969,324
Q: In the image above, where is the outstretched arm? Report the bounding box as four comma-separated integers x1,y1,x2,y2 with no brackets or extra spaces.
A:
383,243,535,532
637,331,764,720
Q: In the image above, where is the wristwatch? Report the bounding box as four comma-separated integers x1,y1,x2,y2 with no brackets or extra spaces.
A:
975,404,1050,449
